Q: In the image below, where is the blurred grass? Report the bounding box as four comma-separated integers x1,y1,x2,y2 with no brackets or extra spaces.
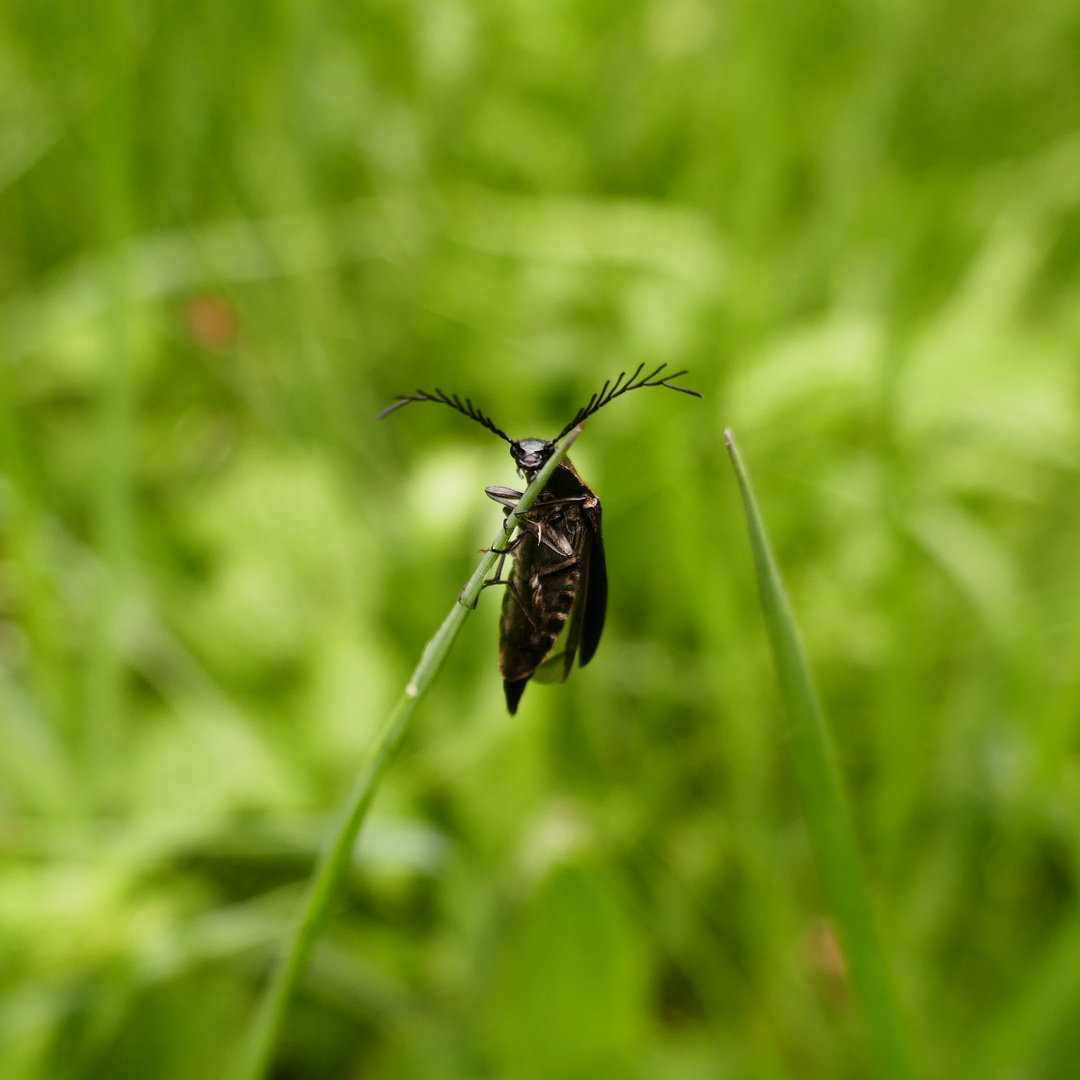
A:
2,0,1080,1078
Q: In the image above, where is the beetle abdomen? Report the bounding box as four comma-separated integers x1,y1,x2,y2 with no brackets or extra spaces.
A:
499,539,580,675
499,525,583,713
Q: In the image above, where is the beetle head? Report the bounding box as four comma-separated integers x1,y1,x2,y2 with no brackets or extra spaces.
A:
511,438,556,481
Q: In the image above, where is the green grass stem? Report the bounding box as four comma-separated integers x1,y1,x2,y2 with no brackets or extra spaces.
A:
230,423,585,1080
724,429,916,1080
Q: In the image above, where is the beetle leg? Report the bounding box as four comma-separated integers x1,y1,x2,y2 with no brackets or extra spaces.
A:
459,554,512,608
485,486,523,511
542,525,574,557
523,517,573,557
514,495,588,521
507,580,541,629
487,487,586,519
488,532,526,556
478,568,510,593
533,555,579,578
507,517,572,558
461,530,527,607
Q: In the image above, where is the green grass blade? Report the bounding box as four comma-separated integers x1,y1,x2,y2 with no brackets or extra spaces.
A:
724,429,916,1080
230,423,585,1080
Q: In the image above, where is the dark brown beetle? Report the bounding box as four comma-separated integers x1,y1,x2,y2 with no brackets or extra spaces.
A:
379,364,701,712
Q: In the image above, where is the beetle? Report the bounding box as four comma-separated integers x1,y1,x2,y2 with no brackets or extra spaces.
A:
378,364,701,713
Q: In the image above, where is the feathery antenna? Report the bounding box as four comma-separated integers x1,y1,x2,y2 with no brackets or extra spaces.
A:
553,363,702,442
378,389,513,444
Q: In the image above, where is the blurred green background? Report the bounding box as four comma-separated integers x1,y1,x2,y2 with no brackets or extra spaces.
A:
3,0,1080,1077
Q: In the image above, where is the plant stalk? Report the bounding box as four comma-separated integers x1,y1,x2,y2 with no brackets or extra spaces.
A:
230,423,584,1080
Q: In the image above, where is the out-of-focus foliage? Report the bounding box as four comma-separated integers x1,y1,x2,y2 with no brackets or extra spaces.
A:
2,0,1080,1077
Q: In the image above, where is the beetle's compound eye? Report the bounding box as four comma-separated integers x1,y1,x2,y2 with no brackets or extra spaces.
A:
511,438,555,477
